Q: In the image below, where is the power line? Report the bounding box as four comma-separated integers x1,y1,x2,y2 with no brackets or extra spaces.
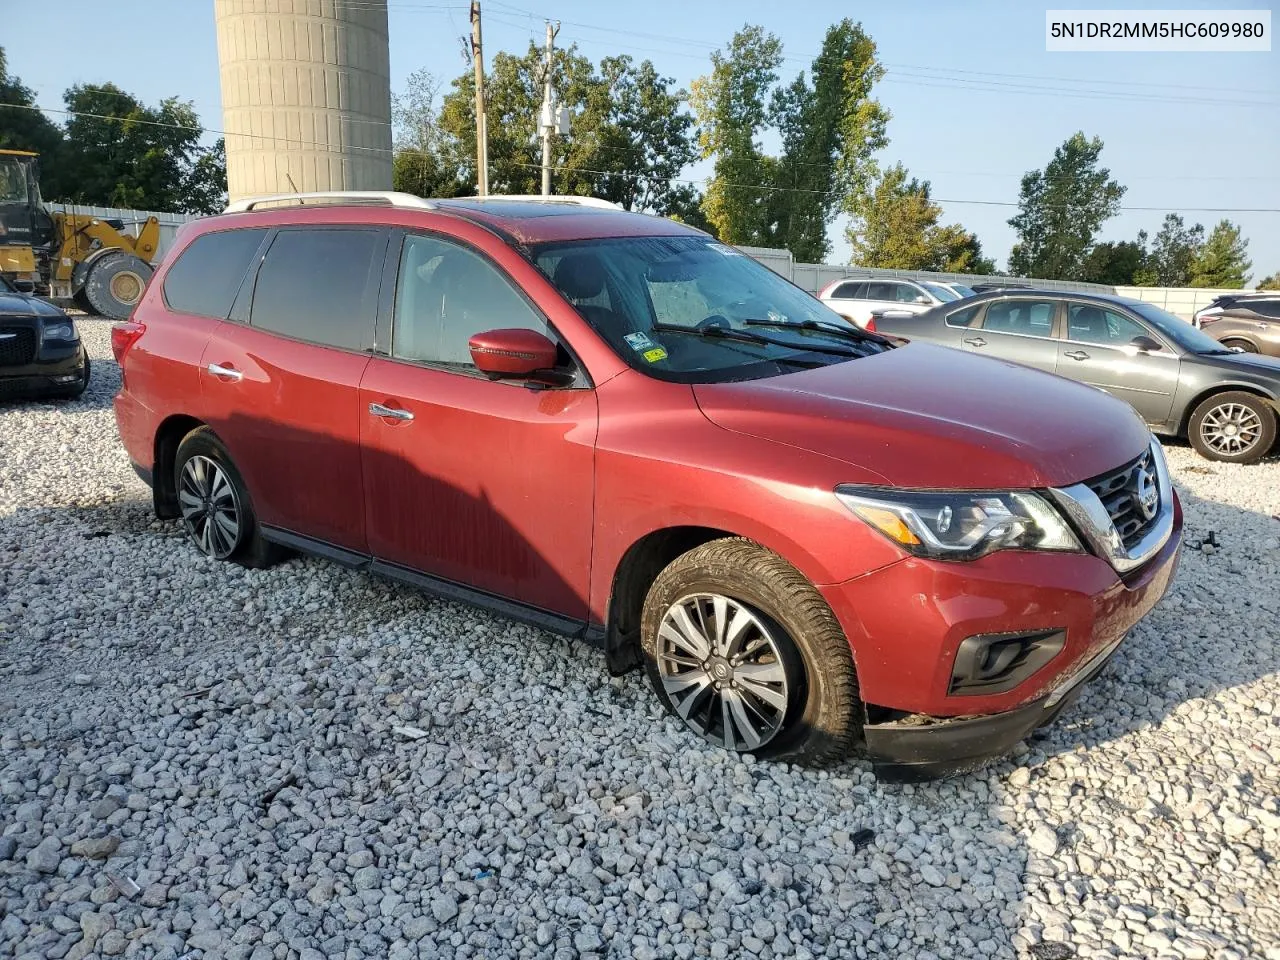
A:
504,160,1280,213
8,101,1277,214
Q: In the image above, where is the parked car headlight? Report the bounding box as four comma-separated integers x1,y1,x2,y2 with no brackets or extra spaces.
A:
42,320,77,341
835,486,1081,560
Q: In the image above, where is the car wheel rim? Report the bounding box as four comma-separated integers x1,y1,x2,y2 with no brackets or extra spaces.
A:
656,593,790,751
1200,403,1264,456
178,455,240,559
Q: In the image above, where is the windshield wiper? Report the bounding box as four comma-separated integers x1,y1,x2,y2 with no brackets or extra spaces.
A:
742,317,892,348
650,322,858,357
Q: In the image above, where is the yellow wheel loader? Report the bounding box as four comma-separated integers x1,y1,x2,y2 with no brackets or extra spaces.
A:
0,149,160,320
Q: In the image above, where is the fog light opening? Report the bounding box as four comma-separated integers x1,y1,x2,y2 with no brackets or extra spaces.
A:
949,629,1066,696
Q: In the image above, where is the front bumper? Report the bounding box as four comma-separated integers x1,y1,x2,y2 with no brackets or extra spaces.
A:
819,490,1183,778
0,343,86,399
864,631,1127,781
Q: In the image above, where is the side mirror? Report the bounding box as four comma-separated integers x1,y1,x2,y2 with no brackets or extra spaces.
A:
1130,335,1162,353
13,280,35,294
915,295,931,305
468,328,560,379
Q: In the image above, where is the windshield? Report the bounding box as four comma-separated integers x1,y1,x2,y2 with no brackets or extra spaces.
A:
1129,301,1233,354
531,236,890,383
0,160,28,204
921,281,959,302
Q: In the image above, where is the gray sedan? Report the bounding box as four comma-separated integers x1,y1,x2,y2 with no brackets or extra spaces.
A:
872,291,1280,463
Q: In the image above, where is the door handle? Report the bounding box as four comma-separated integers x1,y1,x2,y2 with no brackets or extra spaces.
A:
206,363,243,381
369,402,414,422
1064,350,1090,361
963,337,986,347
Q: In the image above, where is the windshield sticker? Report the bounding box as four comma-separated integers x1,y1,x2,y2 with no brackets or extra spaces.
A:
624,331,659,352
707,243,744,257
642,347,668,363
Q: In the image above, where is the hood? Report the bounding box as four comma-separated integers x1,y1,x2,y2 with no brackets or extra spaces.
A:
0,292,66,321
1188,349,1280,382
694,343,1152,489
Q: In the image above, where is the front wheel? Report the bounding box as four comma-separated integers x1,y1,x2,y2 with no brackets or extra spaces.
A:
1188,391,1277,464
640,538,861,763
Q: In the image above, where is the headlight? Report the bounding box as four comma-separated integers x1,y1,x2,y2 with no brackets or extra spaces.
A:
43,320,76,341
835,486,1081,560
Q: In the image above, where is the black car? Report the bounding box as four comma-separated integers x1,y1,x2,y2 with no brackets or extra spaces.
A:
0,275,90,400
872,289,1280,464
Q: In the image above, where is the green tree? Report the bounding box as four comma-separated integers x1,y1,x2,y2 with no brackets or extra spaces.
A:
770,20,888,262
1082,238,1148,286
1143,214,1204,286
1257,271,1280,290
57,84,213,212
1189,219,1251,288
438,44,697,213
179,138,228,215
847,164,991,272
584,56,697,215
1007,132,1126,280
392,69,468,198
441,42,600,196
689,25,783,246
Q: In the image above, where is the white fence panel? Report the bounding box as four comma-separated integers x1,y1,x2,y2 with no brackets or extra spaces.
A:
1113,286,1248,320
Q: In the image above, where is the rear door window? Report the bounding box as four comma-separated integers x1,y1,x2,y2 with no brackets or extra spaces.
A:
163,229,267,319
249,228,384,351
981,299,1058,337
1066,304,1152,346
865,281,898,301
1248,299,1280,319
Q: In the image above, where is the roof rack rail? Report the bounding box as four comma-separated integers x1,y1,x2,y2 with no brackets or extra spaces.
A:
224,191,437,213
454,194,621,210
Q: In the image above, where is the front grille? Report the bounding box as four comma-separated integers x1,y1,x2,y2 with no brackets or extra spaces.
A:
0,328,36,367
1086,448,1160,550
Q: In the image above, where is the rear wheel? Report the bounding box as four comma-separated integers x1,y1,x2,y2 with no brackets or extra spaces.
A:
1221,339,1258,353
82,253,153,320
1188,391,1276,464
173,428,280,567
640,538,860,763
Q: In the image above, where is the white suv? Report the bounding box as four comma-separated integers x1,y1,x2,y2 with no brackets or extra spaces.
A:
818,277,960,328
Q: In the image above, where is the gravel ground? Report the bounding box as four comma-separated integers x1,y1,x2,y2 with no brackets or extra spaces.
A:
2,317,1278,960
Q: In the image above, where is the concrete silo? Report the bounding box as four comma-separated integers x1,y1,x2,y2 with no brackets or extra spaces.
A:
214,0,393,202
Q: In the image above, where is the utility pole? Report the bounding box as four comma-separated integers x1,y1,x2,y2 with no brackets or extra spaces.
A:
470,0,489,196
540,20,560,196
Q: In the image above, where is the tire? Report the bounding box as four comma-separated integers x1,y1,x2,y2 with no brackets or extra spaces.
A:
1221,339,1258,354
82,253,153,320
173,427,281,567
55,352,90,400
640,537,860,763
1188,391,1277,464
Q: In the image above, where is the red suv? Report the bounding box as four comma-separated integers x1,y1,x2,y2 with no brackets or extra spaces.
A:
112,193,1182,779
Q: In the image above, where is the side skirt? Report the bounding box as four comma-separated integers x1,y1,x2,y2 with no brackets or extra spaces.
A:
259,524,600,645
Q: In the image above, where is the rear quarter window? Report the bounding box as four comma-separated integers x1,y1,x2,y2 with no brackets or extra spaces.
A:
945,304,981,328
162,229,268,319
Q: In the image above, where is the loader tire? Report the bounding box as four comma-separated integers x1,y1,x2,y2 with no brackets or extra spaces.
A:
83,253,153,320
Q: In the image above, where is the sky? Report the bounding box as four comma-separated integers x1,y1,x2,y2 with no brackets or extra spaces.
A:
5,0,1279,278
